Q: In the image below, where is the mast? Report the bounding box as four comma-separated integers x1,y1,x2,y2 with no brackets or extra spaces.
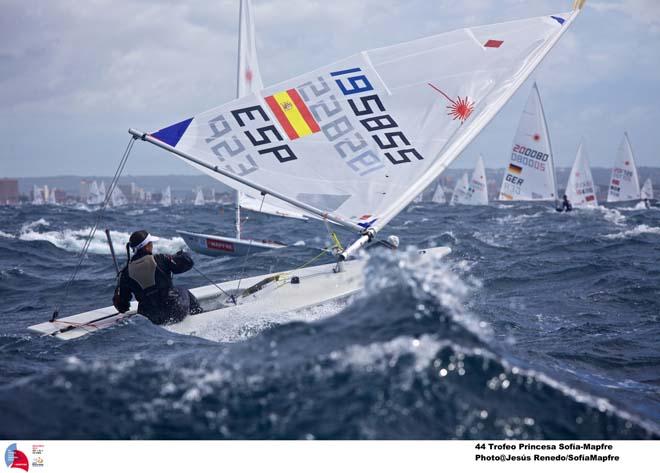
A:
236,190,242,239
535,82,559,205
234,0,244,239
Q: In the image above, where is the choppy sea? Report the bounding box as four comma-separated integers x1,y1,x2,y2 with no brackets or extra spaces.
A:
0,200,659,439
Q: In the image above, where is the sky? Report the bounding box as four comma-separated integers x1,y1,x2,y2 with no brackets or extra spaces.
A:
1,0,659,177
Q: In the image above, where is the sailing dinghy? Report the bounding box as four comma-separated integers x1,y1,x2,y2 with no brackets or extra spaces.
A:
565,141,598,207
450,173,469,206
178,0,311,258
29,2,585,340
640,178,653,201
464,155,489,205
498,82,558,203
431,181,446,204
607,132,641,202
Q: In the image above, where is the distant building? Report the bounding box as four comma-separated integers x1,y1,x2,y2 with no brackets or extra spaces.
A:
0,178,19,204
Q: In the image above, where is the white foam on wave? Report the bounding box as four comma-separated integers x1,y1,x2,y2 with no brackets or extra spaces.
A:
17,224,186,255
0,230,14,239
603,224,660,240
579,205,626,226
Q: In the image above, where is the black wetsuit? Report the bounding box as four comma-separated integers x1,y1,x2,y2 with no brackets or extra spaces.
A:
113,249,201,325
560,198,572,212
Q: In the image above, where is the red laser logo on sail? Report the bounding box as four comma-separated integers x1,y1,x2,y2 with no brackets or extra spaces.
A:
428,83,474,123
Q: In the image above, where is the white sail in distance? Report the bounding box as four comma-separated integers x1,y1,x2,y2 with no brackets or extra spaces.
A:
499,83,556,201
607,132,640,202
431,182,446,204
450,173,469,206
464,155,489,205
47,188,57,205
161,186,172,207
143,7,583,235
110,185,128,207
641,178,653,200
87,181,102,205
31,185,43,205
565,142,597,207
194,188,205,206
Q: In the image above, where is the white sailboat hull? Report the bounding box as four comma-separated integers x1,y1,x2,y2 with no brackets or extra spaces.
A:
177,230,286,257
27,246,451,341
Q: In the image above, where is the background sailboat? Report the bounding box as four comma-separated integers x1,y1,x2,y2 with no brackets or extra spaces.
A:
640,178,653,201
431,181,446,204
450,173,469,206
160,186,172,207
193,188,205,206
464,155,489,206
498,82,557,202
110,185,128,207
87,181,103,205
607,132,640,202
565,141,597,207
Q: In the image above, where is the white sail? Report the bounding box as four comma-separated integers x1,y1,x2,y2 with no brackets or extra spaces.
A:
32,185,44,205
450,172,469,206
413,192,423,204
607,132,640,202
565,142,597,207
641,178,653,200
431,182,446,204
464,155,489,205
110,185,128,207
47,188,57,205
194,188,205,206
145,7,582,236
239,192,308,220
87,181,103,205
237,0,263,98
499,82,557,201
98,181,107,204
161,186,172,207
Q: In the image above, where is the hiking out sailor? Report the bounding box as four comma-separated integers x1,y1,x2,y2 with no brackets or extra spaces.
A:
112,230,202,325
560,194,572,212
643,198,651,209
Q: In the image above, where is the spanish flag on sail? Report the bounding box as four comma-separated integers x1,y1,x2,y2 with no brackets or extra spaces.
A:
265,89,320,140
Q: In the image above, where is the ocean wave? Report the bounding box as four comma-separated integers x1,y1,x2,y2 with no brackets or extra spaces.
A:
17,226,186,255
603,224,660,240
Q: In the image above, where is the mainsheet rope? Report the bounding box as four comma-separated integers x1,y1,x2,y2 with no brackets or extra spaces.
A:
49,137,136,322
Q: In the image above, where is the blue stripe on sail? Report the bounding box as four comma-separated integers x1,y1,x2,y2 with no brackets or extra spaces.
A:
151,118,193,147
550,15,565,25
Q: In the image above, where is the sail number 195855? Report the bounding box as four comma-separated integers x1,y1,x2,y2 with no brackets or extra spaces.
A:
331,67,424,166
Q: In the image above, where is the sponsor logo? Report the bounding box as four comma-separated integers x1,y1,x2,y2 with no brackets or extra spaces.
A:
428,83,474,122
4,444,29,472
206,239,235,253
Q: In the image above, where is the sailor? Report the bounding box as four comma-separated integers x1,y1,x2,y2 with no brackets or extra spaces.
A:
560,194,572,212
112,230,202,325
643,198,651,209
370,234,400,251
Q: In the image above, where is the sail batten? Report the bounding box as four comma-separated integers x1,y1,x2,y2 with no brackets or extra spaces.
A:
139,6,582,235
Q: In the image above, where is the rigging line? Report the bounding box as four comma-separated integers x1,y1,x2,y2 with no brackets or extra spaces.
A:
234,192,267,297
190,265,235,302
50,137,135,322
